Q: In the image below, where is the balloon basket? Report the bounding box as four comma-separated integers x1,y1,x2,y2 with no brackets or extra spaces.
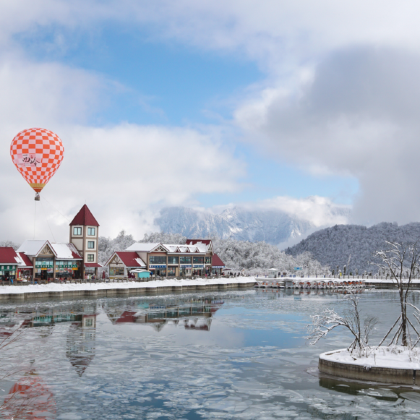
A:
34,193,40,201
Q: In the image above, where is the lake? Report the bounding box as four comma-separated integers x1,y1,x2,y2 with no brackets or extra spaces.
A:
0,289,420,419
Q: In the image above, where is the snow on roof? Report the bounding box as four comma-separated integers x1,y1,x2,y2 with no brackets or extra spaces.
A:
126,242,208,254
51,243,82,260
16,252,33,267
17,240,82,259
17,239,49,255
134,258,146,268
17,240,49,256
125,243,160,252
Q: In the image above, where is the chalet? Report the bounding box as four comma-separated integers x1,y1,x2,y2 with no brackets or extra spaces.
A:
104,239,215,279
211,254,225,275
17,240,83,281
105,251,149,280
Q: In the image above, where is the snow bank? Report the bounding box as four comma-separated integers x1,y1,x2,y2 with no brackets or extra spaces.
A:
0,276,256,295
320,346,420,370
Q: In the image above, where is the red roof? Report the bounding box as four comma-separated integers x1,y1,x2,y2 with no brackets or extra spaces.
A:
186,239,212,245
69,205,99,227
212,253,225,267
0,247,18,264
115,252,146,268
84,263,102,268
17,252,33,268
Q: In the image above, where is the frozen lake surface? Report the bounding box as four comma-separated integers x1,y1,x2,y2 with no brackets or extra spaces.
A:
1,289,420,419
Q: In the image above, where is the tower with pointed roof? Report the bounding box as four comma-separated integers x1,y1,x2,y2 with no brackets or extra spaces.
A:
69,205,100,279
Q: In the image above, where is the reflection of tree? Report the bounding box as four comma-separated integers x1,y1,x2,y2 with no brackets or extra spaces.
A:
66,315,97,377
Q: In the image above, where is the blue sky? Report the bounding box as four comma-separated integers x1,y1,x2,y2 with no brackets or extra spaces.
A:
1,1,418,240
14,20,358,209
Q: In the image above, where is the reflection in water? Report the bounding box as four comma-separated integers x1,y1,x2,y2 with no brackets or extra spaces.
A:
103,297,223,332
2,291,420,418
2,373,56,420
66,315,97,377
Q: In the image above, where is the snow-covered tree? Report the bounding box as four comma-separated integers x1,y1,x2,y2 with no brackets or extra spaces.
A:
307,291,378,356
373,241,420,347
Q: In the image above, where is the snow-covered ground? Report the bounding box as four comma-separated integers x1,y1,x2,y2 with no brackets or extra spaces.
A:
320,347,420,370
0,276,256,294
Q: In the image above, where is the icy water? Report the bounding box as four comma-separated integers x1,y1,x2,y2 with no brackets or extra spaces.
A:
1,289,420,419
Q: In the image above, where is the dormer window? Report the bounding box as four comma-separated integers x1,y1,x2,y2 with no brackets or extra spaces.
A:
87,227,96,236
73,227,82,236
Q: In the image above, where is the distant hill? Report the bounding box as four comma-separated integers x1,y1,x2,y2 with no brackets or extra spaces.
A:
285,222,420,273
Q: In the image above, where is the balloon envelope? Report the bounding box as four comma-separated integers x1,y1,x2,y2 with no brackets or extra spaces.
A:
10,128,64,194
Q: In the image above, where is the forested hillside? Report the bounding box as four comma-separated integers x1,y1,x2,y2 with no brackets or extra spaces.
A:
98,231,331,276
285,222,420,273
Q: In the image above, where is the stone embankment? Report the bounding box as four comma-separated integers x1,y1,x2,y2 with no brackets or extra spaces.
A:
0,277,256,301
319,348,420,385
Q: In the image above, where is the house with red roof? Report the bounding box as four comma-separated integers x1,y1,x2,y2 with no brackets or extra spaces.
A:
105,239,218,279
17,240,83,281
211,254,225,275
0,247,20,282
105,251,149,279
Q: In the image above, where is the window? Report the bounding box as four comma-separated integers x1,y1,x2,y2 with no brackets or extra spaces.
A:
149,256,166,264
87,227,96,236
180,256,191,264
110,267,124,276
193,257,204,264
85,318,93,327
205,257,212,264
87,241,95,249
87,254,95,262
73,227,82,235
168,256,179,265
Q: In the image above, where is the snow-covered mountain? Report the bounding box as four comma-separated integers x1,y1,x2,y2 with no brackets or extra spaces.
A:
285,222,420,273
154,202,350,247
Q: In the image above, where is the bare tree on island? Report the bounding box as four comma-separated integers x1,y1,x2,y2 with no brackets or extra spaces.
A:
373,241,420,347
307,291,377,356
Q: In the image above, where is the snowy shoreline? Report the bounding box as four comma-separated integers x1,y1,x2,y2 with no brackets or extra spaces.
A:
320,347,420,370
0,276,256,295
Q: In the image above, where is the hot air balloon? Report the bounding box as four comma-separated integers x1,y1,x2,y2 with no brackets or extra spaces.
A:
10,128,64,201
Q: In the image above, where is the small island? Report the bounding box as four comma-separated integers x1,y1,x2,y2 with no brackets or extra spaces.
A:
310,240,420,386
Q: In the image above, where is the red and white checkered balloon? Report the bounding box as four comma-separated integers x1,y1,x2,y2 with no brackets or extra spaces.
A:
10,128,64,195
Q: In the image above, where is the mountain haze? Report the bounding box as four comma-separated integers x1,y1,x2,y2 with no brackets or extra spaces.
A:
154,203,350,247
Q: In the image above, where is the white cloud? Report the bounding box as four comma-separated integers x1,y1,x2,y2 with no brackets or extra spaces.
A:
234,47,420,224
0,50,245,244
3,0,420,238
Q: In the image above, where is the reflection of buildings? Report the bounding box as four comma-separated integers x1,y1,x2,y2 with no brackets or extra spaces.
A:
3,303,98,377
66,314,97,377
104,298,223,332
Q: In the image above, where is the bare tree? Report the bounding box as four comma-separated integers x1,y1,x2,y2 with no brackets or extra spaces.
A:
373,241,420,347
307,291,377,356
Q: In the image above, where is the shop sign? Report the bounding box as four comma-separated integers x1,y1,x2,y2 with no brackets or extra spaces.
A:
150,265,166,268
193,264,204,268
0,265,16,270
35,260,53,268
180,264,192,268
56,261,78,269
